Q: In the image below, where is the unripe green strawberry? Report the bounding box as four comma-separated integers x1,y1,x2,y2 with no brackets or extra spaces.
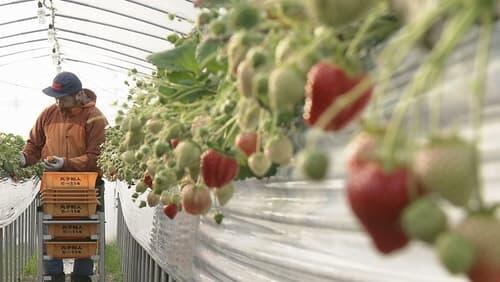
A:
174,141,201,173
138,200,147,208
153,169,177,195
134,151,145,162
124,131,144,150
227,31,253,75
268,67,305,114
120,151,136,164
162,123,184,141
264,135,294,165
401,197,448,243
245,47,268,69
146,119,163,135
215,183,235,206
296,149,329,180
135,180,148,193
275,35,299,65
252,72,269,103
237,98,261,131
214,212,224,224
209,19,227,36
414,136,478,206
154,141,169,158
277,0,308,25
167,33,179,44
306,0,378,27
248,152,272,177
160,190,171,205
146,191,160,207
196,11,212,27
236,59,254,98
457,215,500,281
229,4,260,30
436,232,476,274
146,159,160,178
132,117,146,131
139,144,151,157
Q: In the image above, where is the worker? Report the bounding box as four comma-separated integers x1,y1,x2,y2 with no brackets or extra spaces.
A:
19,71,108,282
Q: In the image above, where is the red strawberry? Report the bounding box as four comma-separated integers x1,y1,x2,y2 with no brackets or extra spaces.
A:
363,222,409,254
163,204,178,219
169,138,180,149
235,131,258,157
457,215,500,282
201,149,239,188
304,62,372,131
143,173,153,188
347,161,420,254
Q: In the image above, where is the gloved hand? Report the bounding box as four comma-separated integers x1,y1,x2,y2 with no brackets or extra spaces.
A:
42,156,64,171
18,152,26,167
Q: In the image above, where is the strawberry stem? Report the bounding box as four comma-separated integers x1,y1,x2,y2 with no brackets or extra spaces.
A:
382,7,478,162
372,1,455,121
346,1,388,59
469,10,493,211
429,78,443,135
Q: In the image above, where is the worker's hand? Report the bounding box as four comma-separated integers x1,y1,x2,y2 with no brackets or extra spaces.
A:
18,153,26,167
42,156,64,171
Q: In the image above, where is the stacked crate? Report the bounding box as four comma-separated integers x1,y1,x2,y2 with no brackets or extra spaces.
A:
38,172,105,281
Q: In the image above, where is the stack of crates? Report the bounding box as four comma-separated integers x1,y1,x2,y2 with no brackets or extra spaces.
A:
38,172,105,281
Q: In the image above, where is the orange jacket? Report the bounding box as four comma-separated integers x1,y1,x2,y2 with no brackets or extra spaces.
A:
22,89,108,175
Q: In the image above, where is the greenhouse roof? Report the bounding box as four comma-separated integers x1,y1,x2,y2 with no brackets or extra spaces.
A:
0,0,196,136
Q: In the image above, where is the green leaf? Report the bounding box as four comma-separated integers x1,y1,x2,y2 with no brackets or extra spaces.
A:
147,41,199,74
166,71,196,85
195,38,222,69
158,86,177,96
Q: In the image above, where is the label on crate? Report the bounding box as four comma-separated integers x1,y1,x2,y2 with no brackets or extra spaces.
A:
62,224,84,234
58,176,83,187
60,244,84,255
59,204,82,214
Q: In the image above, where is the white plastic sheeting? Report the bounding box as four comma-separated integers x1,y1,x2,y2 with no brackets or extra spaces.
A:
116,23,500,281
0,179,38,227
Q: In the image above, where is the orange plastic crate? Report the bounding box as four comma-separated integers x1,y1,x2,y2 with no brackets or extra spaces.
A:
45,241,98,259
41,194,98,202
48,223,98,239
43,188,98,195
42,201,98,218
41,172,98,191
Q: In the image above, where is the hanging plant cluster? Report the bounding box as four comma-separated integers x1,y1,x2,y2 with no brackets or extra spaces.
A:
93,1,499,280
0,132,43,182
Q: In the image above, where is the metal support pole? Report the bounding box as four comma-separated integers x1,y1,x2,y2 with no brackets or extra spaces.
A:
98,211,105,282
37,211,44,282
138,248,143,281
14,219,18,282
22,211,26,276
154,264,160,282
7,224,11,282
160,270,167,282
0,228,4,282
126,231,131,282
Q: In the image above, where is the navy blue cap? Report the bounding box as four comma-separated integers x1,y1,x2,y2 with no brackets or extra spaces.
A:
42,71,82,98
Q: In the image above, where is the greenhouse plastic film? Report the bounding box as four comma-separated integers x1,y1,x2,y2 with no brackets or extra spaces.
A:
0,178,39,227
118,183,198,281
